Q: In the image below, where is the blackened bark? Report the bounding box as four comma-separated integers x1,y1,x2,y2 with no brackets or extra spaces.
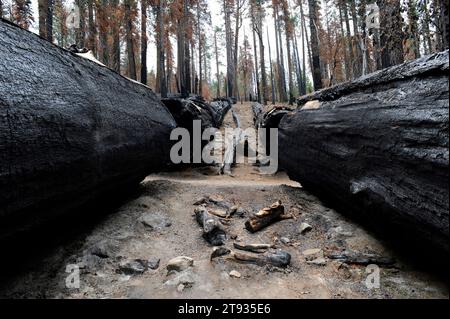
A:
280,51,449,252
0,19,176,239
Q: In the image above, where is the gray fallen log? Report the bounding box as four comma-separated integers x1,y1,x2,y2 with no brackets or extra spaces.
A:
279,51,449,252
194,206,227,246
0,19,177,239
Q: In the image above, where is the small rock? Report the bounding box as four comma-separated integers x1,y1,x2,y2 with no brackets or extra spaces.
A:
177,284,185,292
332,226,353,237
307,257,327,266
302,249,324,261
165,270,195,287
140,213,172,230
280,237,290,245
117,259,147,275
147,257,160,270
229,270,242,278
299,223,313,235
167,256,194,272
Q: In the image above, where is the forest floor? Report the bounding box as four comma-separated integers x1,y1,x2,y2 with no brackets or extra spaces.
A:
0,102,447,299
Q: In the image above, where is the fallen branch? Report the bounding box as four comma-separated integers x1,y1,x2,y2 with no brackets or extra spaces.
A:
233,250,291,268
233,243,274,253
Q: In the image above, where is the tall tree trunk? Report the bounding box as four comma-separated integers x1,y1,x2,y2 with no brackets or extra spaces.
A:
258,27,268,105
124,0,137,80
140,0,148,84
440,0,449,49
298,0,307,94
46,0,53,42
308,0,322,90
422,0,433,54
110,0,120,73
252,25,261,103
282,1,294,104
350,0,362,77
267,27,276,104
38,0,48,39
338,1,350,80
342,0,354,78
214,28,221,98
377,0,404,68
156,0,167,97
275,7,287,102
197,2,203,96
87,0,97,55
293,28,305,96
358,0,369,75
224,0,235,98
97,0,109,65
75,0,86,48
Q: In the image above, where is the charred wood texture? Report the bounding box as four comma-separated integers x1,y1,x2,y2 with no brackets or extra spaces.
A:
195,206,227,246
253,105,293,129
279,51,449,252
161,96,231,130
245,201,292,233
0,19,177,239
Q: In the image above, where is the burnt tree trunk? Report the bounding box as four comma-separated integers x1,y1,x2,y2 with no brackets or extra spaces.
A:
279,51,449,252
0,19,177,239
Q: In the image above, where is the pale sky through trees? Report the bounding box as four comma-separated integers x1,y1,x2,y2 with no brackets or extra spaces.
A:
26,0,311,80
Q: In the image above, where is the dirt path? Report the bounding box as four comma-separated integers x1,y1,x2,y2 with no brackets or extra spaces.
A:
0,103,447,299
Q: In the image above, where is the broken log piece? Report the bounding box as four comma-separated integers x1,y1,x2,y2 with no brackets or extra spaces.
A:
0,20,177,240
161,98,215,132
326,251,396,267
194,207,227,246
245,201,290,233
233,243,274,253
210,100,232,127
162,96,231,130
279,51,449,252
253,105,294,129
233,250,291,268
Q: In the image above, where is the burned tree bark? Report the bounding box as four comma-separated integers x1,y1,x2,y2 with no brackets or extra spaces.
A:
0,19,177,239
279,51,449,252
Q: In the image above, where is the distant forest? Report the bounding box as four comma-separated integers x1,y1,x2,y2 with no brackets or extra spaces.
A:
1,0,448,104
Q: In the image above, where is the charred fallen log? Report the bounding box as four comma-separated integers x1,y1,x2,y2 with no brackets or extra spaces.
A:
252,104,293,129
195,206,227,246
279,51,449,252
233,250,291,267
0,19,177,239
162,96,232,131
